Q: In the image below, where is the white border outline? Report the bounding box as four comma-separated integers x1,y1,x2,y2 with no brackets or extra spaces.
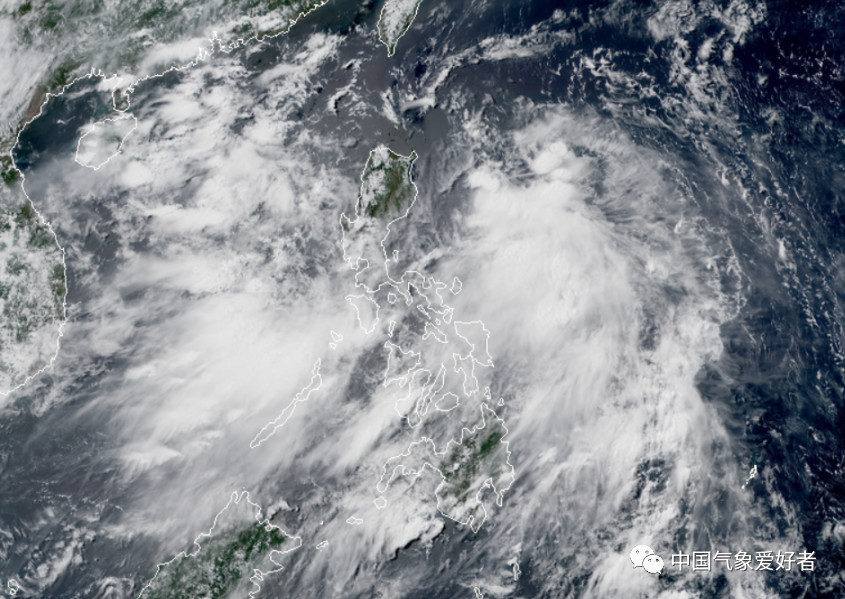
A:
1,0,333,397
250,359,322,449
74,113,139,171
137,489,302,599
375,402,516,533
377,0,425,57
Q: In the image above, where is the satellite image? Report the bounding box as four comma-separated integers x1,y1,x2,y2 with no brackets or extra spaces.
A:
0,0,843,597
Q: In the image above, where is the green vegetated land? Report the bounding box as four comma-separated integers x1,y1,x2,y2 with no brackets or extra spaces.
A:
5,0,328,78
0,0,329,151
359,147,418,220
45,57,84,92
14,201,54,249
0,155,20,186
113,88,131,111
441,417,508,504
241,0,323,15
7,0,325,36
0,182,64,348
141,522,287,599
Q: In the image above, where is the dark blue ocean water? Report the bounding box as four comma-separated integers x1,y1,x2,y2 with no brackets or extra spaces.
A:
4,1,845,597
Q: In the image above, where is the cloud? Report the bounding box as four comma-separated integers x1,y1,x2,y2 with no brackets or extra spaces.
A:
433,108,770,594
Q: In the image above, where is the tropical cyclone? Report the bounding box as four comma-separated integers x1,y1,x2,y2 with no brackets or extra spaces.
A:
146,144,517,598
137,143,517,599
